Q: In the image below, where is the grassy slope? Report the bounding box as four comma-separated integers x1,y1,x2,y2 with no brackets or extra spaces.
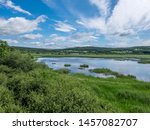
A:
0,50,150,112
73,73,150,112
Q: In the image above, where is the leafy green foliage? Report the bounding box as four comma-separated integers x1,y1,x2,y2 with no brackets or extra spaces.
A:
0,40,10,59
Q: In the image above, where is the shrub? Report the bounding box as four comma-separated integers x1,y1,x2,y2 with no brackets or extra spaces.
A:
0,73,7,86
64,64,71,67
80,64,89,68
0,86,21,112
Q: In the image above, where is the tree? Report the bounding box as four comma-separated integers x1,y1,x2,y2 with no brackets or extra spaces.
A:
0,40,9,58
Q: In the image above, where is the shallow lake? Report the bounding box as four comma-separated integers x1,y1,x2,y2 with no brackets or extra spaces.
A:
37,57,150,82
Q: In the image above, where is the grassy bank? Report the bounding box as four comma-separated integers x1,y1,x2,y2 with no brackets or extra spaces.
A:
138,59,150,64
0,45,150,112
89,68,136,79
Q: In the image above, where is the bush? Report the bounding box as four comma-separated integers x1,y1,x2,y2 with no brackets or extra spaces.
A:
0,73,7,86
80,64,89,68
4,51,35,71
64,64,71,67
0,65,12,74
0,86,21,112
56,68,70,74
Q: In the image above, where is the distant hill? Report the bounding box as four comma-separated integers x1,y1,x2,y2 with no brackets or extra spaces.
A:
13,46,150,55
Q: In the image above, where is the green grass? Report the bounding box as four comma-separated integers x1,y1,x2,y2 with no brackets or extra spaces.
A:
0,48,150,113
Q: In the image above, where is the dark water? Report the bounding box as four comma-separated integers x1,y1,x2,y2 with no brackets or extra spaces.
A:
37,57,150,82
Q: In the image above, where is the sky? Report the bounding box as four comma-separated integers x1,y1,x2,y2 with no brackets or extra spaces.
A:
0,0,150,48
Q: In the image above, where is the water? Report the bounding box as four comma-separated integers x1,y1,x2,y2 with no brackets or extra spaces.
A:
37,57,150,82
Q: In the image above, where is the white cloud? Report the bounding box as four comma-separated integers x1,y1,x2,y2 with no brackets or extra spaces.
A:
42,32,98,48
2,38,18,44
44,34,66,45
41,0,57,8
140,40,150,46
89,0,110,17
0,15,47,35
55,21,76,32
107,0,150,35
79,0,150,37
0,0,31,15
69,32,98,43
49,34,66,41
21,33,43,40
30,41,41,46
77,17,106,33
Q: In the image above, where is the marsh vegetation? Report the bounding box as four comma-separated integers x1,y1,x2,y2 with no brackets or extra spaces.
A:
0,41,150,113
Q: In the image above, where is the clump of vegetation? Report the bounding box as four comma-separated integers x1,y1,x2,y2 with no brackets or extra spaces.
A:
90,68,114,75
0,40,150,113
80,64,89,68
126,74,136,79
138,59,150,64
64,64,71,67
52,62,56,64
89,68,136,79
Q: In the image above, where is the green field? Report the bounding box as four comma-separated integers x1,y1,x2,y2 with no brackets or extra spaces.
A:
0,41,150,113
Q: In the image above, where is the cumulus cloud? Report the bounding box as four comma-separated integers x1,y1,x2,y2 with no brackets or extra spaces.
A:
0,0,31,15
78,0,150,37
54,21,76,32
21,33,43,40
0,15,47,35
107,0,150,35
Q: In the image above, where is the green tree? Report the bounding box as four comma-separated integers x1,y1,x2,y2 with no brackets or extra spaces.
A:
0,40,9,58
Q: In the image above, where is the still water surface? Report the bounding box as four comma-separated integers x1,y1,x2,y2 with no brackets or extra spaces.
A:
38,57,150,82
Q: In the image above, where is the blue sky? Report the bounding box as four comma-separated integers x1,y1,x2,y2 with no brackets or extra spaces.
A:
0,0,150,48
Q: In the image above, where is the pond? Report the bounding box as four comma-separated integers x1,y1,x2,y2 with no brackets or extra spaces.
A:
37,57,150,82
